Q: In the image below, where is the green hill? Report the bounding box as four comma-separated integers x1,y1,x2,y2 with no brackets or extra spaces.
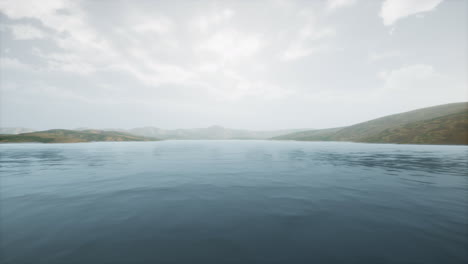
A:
0,129,159,143
362,111,467,145
124,126,309,140
272,127,343,141
273,102,468,145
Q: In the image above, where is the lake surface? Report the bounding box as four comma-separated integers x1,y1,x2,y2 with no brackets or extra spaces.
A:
1,141,467,263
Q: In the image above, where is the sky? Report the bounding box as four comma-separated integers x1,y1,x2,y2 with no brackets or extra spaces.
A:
0,0,466,130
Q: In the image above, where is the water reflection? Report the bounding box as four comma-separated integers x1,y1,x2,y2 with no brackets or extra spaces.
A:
310,150,467,175
0,141,467,264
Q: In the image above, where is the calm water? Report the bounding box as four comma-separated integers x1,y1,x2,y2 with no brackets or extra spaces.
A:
1,141,467,263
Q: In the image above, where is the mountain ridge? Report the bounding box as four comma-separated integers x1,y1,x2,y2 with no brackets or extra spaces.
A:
2,102,467,144
273,102,468,145
0,129,158,143
0,126,310,140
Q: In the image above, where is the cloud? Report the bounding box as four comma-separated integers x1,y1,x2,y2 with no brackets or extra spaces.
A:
380,0,444,26
190,9,234,32
301,63,466,111
9,24,46,40
0,0,81,35
282,44,330,61
0,0,464,130
1,0,120,72
282,26,335,61
115,62,198,88
378,64,466,106
0,0,67,21
132,16,173,35
379,64,436,88
368,50,401,62
211,70,292,101
0,57,33,70
326,0,357,10
198,29,262,62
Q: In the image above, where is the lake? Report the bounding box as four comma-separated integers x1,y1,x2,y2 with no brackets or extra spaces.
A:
1,141,467,263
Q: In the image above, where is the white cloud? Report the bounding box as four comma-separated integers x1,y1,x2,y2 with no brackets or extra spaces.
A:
378,64,466,106
1,0,464,130
208,69,292,101
0,0,86,37
1,0,119,72
121,63,198,87
199,30,262,62
368,50,401,62
326,0,357,10
115,47,199,87
379,64,434,86
9,24,45,40
190,9,234,32
43,53,97,75
0,57,32,70
0,0,67,22
380,0,444,26
282,26,335,61
302,64,466,108
133,17,173,34
197,62,220,73
282,44,330,61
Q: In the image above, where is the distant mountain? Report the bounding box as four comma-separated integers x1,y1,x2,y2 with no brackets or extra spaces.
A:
0,126,309,141
125,126,308,140
273,127,343,141
0,127,35,134
0,129,158,143
273,102,468,145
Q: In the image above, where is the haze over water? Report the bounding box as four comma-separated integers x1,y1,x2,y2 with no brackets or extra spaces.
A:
1,141,467,263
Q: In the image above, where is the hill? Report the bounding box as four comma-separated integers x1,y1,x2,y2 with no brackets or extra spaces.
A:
1,126,308,141
0,127,35,134
272,127,343,141
0,129,158,143
362,111,467,145
125,126,308,140
273,102,468,145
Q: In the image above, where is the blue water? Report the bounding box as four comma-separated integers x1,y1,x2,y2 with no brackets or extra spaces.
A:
1,141,467,263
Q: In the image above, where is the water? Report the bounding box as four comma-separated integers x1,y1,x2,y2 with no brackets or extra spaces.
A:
1,141,467,263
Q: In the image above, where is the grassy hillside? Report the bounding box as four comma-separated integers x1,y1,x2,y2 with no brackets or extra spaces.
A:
0,129,158,143
330,102,467,142
273,102,468,145
362,111,468,145
272,127,342,141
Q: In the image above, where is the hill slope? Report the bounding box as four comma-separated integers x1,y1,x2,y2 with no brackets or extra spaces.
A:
126,126,308,140
362,111,467,145
272,127,343,141
273,102,468,145
0,129,158,143
0,127,35,134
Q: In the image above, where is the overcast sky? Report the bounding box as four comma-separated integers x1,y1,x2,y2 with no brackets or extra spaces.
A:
0,0,466,130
